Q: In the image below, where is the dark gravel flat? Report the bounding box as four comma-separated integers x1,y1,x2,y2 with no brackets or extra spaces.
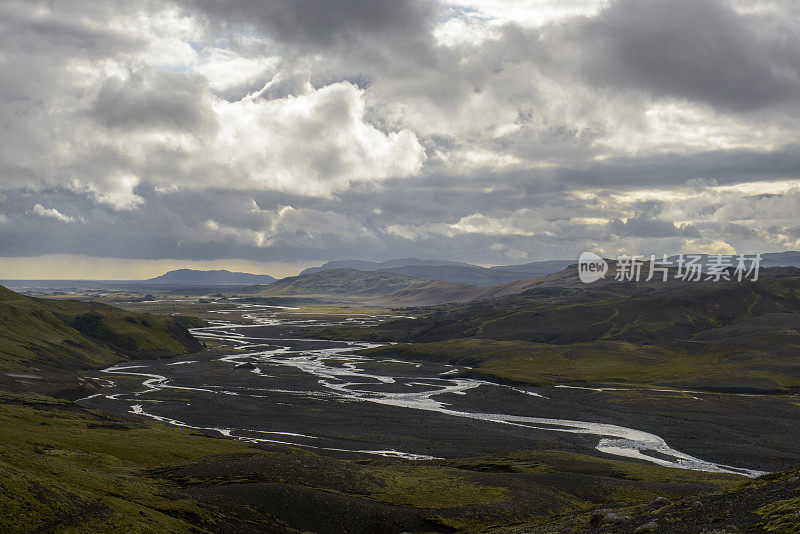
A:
79,319,800,474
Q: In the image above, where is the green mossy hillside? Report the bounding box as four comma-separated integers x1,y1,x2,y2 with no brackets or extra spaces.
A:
0,285,201,371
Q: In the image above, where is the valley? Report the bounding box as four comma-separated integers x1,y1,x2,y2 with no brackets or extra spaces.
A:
2,267,800,533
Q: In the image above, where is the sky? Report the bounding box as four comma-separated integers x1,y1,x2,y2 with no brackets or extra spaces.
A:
2,0,800,279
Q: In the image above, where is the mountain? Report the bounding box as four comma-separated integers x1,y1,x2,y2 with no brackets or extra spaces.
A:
145,269,275,285
317,266,800,394
355,265,800,345
298,253,800,287
488,259,576,276
299,260,387,273
300,258,475,275
256,269,423,297
378,264,518,286
251,268,480,305
0,285,202,395
300,258,574,286
661,250,800,267
254,262,651,305
250,265,611,305
764,250,800,266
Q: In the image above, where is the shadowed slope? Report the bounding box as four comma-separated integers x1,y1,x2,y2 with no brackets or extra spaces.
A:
0,285,201,373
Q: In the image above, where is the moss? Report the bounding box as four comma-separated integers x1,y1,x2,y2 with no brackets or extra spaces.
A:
361,338,800,390
0,392,259,533
0,286,200,372
371,466,511,508
757,496,800,533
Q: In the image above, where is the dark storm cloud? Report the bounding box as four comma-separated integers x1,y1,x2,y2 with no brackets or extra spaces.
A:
548,146,800,188
91,69,217,133
695,222,761,240
0,2,144,103
179,0,437,49
607,213,700,239
0,173,796,265
576,0,800,110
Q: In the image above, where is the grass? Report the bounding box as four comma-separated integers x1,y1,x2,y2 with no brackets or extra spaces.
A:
361,338,800,390
0,392,257,533
114,298,393,325
253,269,423,297
0,392,516,532
757,496,800,532
4,283,798,532
0,390,751,533
370,466,511,508
0,286,200,371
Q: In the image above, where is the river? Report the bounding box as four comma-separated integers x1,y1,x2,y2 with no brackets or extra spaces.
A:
78,303,798,477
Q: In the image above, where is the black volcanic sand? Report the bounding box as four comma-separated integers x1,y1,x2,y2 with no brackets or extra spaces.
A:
78,318,800,475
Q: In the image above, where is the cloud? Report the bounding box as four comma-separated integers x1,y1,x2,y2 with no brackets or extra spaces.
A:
181,0,436,49
91,69,217,133
31,204,84,223
203,82,425,196
0,0,426,205
607,213,700,238
576,0,800,111
190,48,278,101
2,0,800,268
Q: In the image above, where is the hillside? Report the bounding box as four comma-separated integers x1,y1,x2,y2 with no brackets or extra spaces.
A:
316,267,800,393
250,268,482,304
297,253,800,288
250,266,597,305
496,463,800,533
299,258,475,275
662,250,800,268
300,258,575,286
145,269,275,285
0,285,201,374
1,390,766,534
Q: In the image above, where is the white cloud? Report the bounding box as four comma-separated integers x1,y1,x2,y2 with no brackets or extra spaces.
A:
441,0,606,28
451,213,534,236
191,48,279,98
31,204,84,223
205,81,426,196
189,204,379,249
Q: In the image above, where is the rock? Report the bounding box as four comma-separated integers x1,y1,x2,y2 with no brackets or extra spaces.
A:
649,496,671,508
724,526,740,533
600,512,625,526
590,509,611,527
634,522,658,533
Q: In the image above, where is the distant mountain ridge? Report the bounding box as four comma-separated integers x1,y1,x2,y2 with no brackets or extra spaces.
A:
251,266,598,305
300,258,575,286
300,258,475,275
254,253,800,306
663,251,800,267
252,268,479,305
299,252,800,287
145,269,276,285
